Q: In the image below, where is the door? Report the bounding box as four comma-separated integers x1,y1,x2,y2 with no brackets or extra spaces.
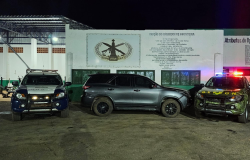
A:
132,76,159,107
107,75,134,107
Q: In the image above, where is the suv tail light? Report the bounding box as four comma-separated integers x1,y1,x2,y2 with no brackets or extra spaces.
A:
83,85,90,90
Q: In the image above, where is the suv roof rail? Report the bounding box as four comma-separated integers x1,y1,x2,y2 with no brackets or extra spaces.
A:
26,69,58,73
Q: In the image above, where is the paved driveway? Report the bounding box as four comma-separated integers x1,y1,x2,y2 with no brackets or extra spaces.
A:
0,100,250,160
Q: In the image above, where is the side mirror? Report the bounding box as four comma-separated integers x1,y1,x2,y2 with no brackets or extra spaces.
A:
150,83,156,88
65,82,72,86
12,81,19,86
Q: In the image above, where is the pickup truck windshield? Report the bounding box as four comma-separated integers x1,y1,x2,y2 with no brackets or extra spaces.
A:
205,77,244,88
21,75,63,85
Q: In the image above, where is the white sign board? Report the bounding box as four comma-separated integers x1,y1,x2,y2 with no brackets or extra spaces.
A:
66,27,223,84
224,36,250,67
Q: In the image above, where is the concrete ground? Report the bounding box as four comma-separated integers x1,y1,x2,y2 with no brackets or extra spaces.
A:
0,95,250,160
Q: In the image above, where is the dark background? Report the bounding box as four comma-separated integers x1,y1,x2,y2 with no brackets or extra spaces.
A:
1,0,250,29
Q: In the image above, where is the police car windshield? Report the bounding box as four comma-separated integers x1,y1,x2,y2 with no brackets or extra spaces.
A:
205,77,244,88
21,75,63,85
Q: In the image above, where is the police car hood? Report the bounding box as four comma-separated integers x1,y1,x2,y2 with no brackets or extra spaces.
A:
198,87,243,96
25,85,61,94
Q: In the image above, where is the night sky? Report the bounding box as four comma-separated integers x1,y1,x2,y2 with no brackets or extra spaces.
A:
1,0,250,29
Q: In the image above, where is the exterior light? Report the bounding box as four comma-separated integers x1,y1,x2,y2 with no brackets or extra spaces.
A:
32,96,38,100
53,37,58,41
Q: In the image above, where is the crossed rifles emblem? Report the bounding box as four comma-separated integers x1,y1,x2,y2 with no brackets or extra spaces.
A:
101,39,126,61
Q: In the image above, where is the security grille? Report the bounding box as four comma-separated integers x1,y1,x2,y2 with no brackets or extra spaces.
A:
52,48,65,53
8,47,23,53
161,70,200,86
37,48,48,53
72,69,110,84
117,70,155,81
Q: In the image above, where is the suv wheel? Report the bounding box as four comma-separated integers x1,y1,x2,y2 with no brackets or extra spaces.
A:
238,107,248,123
12,111,22,121
161,99,180,118
93,97,113,116
61,107,69,118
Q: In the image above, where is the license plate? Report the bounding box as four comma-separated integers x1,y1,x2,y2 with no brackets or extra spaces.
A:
31,103,51,107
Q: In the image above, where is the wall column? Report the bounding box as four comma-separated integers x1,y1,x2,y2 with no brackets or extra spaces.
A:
2,44,9,85
48,44,53,69
214,53,223,74
31,38,37,69
66,52,73,82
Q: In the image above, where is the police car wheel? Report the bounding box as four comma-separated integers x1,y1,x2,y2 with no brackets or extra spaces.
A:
238,108,248,123
195,109,204,119
12,111,21,121
61,107,69,118
93,97,113,116
161,99,180,118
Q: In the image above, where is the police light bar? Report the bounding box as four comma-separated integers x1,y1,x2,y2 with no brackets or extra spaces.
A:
215,72,228,76
215,72,243,77
233,72,243,76
26,69,58,73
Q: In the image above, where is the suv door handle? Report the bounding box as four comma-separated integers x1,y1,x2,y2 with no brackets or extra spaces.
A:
108,88,114,90
134,89,140,92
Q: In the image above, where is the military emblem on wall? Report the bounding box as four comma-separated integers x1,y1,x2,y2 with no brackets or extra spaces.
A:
95,39,133,61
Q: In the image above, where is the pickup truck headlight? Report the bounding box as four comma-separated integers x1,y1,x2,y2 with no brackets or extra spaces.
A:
196,93,204,99
229,95,243,102
16,93,26,99
56,92,65,98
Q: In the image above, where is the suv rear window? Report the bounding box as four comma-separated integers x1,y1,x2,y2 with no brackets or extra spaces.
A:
87,74,114,83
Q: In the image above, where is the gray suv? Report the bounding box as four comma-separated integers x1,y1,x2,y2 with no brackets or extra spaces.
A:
81,74,190,117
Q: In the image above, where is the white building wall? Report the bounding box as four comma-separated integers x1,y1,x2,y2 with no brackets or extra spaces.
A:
65,26,224,84
8,44,31,80
224,36,250,67
53,45,66,80
0,43,65,82
37,45,51,70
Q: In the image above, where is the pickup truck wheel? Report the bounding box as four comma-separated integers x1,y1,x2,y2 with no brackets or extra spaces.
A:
161,99,180,118
12,111,21,121
93,98,113,116
238,108,248,123
195,109,204,119
61,107,69,118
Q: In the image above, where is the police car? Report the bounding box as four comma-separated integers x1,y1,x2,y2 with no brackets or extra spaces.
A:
194,72,250,123
11,69,71,121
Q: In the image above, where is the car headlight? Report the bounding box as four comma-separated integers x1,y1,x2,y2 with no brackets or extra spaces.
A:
176,90,190,97
196,93,204,99
229,95,243,102
16,93,26,99
56,92,65,98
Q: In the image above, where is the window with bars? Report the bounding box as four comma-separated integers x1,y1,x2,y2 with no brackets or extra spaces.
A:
72,69,110,84
0,47,3,53
8,47,23,53
161,70,200,86
117,70,155,81
37,48,48,53
53,48,65,53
